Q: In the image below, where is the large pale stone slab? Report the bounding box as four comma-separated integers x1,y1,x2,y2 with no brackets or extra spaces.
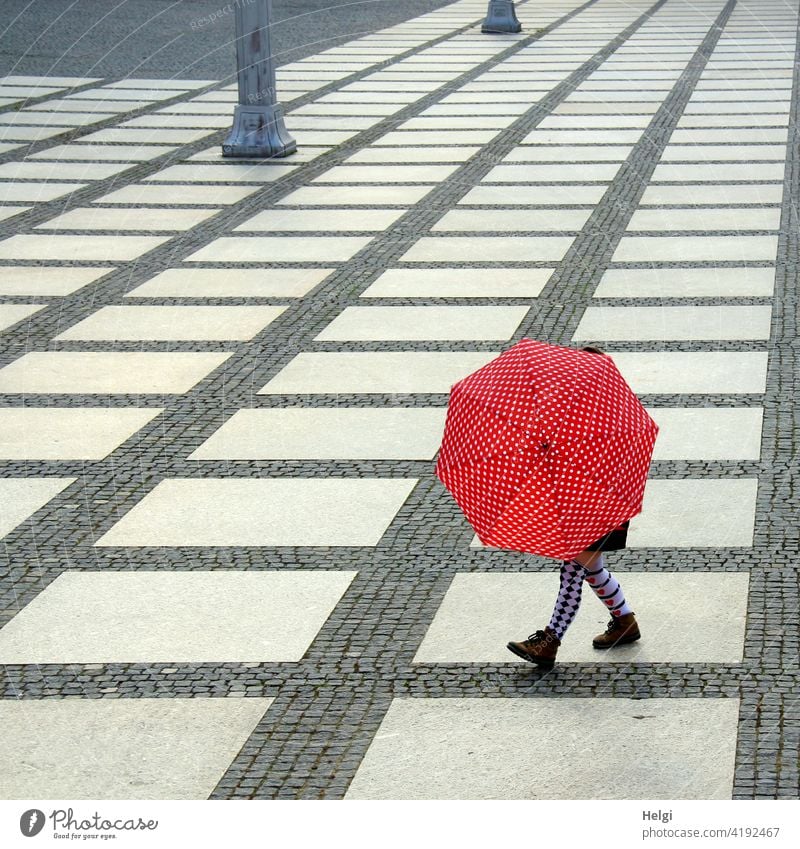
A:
539,115,653,128
234,209,406,232
277,185,434,205
0,408,162,459
574,305,772,341
676,115,790,128
627,208,780,231
612,351,768,394
521,129,644,144
504,145,632,162
484,163,622,182
460,185,608,205
259,352,497,395
315,306,528,341
361,268,553,298
668,128,788,143
401,236,574,263
0,266,112,296
185,236,371,263
629,478,758,548
648,407,763,460
683,101,790,114
612,235,778,262
127,268,332,299
2,75,101,86
415,572,749,664
0,698,272,800
0,125,74,141
0,234,169,261
555,102,660,115
0,352,231,394
124,114,232,128
55,305,287,342
312,164,460,182
0,111,114,126
0,478,75,539
432,209,592,231
346,697,738,799
29,143,174,161
651,162,785,181
0,181,87,202
95,478,417,547
0,161,132,180
36,207,221,232
373,130,498,145
423,102,529,116
191,407,447,460
286,116,379,130
81,127,214,144
0,570,355,663
0,205,27,221
188,146,327,165
594,267,775,298
346,147,478,163
95,184,259,205
144,163,296,182
639,184,783,205
660,144,786,161
0,304,46,333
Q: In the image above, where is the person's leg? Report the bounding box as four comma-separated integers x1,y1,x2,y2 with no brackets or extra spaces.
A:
575,550,633,618
546,558,585,639
574,549,640,648
506,559,585,667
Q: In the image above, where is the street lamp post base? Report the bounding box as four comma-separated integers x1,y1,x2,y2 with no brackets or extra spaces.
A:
481,0,522,33
222,103,297,158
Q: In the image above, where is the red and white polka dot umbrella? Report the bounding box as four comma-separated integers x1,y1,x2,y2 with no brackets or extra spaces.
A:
436,339,659,560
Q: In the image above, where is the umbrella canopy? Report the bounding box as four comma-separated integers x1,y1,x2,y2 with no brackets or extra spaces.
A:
435,339,658,560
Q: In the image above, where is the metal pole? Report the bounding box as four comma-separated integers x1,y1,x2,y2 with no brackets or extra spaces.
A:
482,1,522,34
222,0,296,158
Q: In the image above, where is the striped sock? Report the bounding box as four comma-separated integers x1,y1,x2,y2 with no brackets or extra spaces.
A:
547,559,585,639
583,554,633,618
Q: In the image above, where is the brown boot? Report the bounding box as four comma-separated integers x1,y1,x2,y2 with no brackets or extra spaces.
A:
592,612,640,649
507,628,560,668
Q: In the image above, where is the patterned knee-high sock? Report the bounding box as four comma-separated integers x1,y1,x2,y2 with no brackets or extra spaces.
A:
583,554,633,618
547,559,585,639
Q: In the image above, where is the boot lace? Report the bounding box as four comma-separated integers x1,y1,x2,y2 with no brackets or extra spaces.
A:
528,629,554,644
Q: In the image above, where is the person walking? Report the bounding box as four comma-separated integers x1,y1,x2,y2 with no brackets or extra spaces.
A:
505,521,640,669
506,347,640,668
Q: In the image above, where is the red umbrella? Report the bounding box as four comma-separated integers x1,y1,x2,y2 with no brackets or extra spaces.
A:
435,339,658,560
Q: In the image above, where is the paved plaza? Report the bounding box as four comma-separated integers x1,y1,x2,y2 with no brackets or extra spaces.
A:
0,0,798,800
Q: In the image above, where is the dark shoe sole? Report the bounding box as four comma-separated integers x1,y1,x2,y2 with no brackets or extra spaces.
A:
506,642,556,668
592,631,641,649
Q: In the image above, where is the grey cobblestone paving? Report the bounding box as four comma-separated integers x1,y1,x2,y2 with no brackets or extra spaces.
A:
1,0,798,801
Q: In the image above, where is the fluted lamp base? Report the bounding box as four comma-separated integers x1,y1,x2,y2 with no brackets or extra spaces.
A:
481,0,522,33
222,103,297,158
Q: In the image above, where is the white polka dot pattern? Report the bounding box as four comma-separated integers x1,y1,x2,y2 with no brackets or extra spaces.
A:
435,339,659,560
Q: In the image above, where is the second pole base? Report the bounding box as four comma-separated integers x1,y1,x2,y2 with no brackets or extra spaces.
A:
481,0,522,33
222,103,297,158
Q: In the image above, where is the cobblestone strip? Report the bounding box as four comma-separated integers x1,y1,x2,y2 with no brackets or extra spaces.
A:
731,2,800,800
